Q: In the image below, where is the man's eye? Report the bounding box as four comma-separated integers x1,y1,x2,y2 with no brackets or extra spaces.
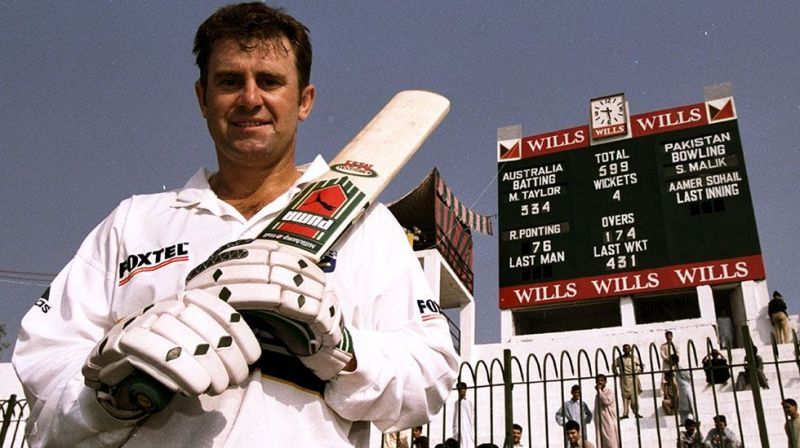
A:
218,78,240,88
258,78,280,89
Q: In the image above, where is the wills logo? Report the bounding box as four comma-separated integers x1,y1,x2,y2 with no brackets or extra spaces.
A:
497,138,521,161
331,160,377,177
119,242,190,286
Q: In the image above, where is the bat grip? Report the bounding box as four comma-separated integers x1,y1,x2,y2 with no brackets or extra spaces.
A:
118,371,176,414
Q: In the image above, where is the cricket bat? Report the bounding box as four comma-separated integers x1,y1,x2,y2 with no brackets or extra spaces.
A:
257,89,450,261
126,90,450,412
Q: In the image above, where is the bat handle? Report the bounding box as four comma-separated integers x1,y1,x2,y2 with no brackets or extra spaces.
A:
118,372,176,414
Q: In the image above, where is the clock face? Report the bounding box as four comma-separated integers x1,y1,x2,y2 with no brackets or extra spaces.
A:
591,95,626,127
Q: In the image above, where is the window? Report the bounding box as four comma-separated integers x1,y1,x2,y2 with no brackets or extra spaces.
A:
513,299,621,335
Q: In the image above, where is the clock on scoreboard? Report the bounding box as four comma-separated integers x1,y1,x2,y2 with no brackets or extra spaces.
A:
497,96,764,309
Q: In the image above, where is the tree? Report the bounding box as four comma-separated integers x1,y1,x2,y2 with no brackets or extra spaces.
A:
0,322,9,357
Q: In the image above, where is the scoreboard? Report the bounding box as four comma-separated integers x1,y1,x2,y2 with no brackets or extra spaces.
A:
498,96,764,309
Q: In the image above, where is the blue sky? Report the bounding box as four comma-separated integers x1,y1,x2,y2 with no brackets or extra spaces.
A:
1,2,798,361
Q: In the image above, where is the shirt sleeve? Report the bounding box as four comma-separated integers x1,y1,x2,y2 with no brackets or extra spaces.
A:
555,404,565,425
12,202,139,448
323,204,460,432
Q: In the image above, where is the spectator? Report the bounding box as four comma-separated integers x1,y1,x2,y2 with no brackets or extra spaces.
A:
452,382,474,448
512,423,525,448
383,431,409,448
593,374,619,448
613,343,643,418
670,355,695,422
679,418,703,448
784,398,800,448
556,384,593,430
735,345,769,391
661,370,678,416
412,426,429,448
703,415,740,448
661,330,680,384
565,420,596,448
702,349,731,385
769,290,792,344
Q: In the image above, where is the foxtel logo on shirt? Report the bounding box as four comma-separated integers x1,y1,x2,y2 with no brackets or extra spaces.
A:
416,299,445,322
118,242,190,286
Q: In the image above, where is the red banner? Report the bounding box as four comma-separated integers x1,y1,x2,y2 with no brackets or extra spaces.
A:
499,255,765,309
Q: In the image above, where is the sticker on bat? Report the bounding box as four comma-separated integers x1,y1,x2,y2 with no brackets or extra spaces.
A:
331,161,378,177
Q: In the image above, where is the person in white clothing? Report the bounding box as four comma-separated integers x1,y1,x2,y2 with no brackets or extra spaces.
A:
12,3,458,447
452,382,474,448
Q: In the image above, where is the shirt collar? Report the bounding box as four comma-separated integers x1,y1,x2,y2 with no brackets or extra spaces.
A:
172,155,330,214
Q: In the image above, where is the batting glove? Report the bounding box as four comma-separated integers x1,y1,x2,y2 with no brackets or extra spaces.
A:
186,238,354,381
82,289,260,417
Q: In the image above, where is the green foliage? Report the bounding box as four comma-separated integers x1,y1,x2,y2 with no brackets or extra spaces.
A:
0,322,9,356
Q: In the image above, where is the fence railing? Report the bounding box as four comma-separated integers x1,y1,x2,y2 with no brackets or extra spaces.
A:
386,327,800,448
5,329,800,448
0,395,28,448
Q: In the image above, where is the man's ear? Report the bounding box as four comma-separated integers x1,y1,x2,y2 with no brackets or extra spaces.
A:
298,84,315,121
195,81,208,119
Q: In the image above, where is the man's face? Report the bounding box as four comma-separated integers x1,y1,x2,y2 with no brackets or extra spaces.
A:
685,423,696,435
666,332,673,342
566,429,580,444
714,419,726,431
784,402,797,417
571,389,580,401
458,387,467,399
412,427,422,439
512,428,521,443
195,37,314,170
596,377,606,389
623,344,631,355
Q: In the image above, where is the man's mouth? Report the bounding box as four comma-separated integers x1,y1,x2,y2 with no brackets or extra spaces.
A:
232,120,270,128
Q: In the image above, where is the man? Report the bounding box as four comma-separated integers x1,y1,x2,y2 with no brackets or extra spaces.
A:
512,423,525,448
660,330,679,384
679,418,703,448
769,290,792,344
412,426,429,448
613,344,643,419
735,345,769,391
452,382,475,448
556,384,593,431
669,354,695,423
565,420,595,448
703,415,740,448
702,349,731,385
783,398,800,448
593,374,618,448
12,3,458,447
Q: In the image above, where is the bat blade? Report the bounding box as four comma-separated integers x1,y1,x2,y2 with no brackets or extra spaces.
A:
258,90,450,261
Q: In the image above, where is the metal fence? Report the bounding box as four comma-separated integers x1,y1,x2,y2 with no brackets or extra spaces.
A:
0,395,28,448
389,327,800,448
5,328,800,448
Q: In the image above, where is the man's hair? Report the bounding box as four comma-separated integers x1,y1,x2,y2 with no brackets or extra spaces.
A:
193,2,312,91
570,384,581,393
456,381,467,390
564,420,580,432
512,423,522,431
713,414,727,424
665,330,673,336
684,418,696,427
784,398,798,407
596,373,606,381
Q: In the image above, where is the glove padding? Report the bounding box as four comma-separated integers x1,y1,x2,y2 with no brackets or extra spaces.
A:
186,238,354,380
82,289,260,415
